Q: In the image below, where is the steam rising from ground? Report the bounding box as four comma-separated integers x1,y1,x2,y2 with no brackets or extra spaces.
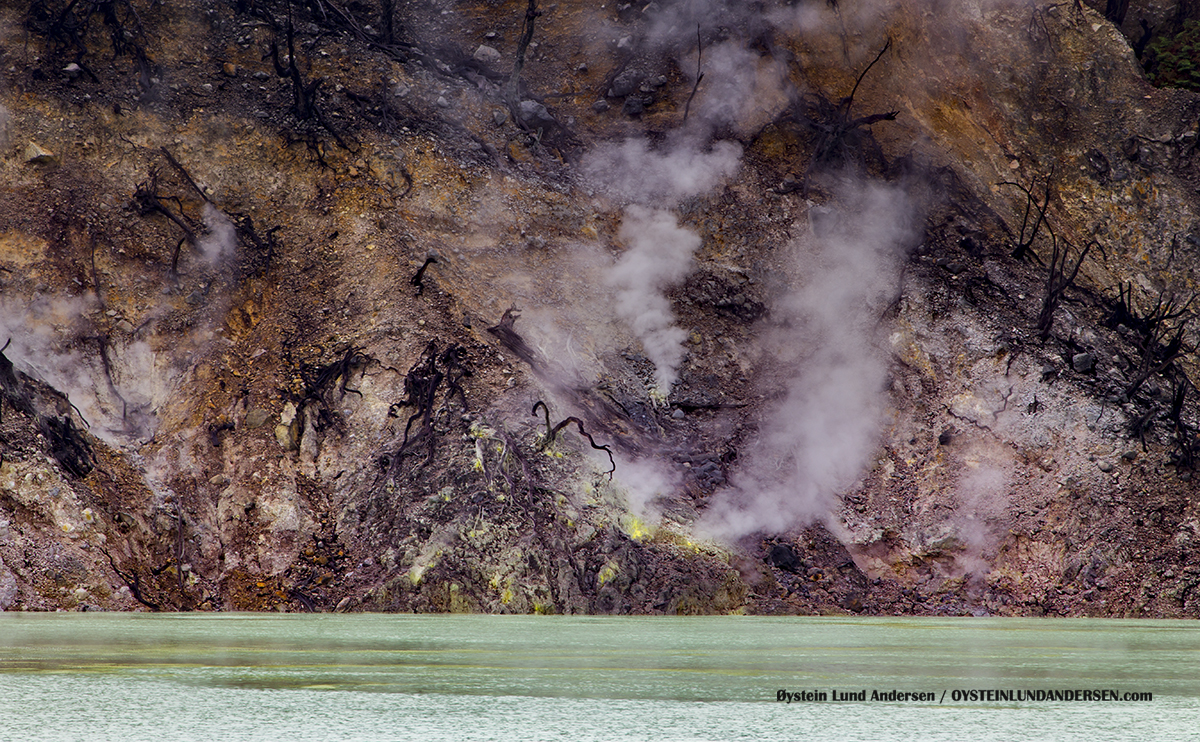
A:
198,203,238,266
609,207,701,394
0,204,242,446
613,454,682,519
581,0,911,515
0,296,163,443
700,180,917,539
952,447,1013,577
583,138,740,398
582,138,741,204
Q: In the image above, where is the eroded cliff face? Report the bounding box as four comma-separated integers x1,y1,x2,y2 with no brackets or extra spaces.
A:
0,0,1197,616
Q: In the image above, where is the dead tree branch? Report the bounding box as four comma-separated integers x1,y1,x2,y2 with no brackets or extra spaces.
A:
487,307,539,367
1036,234,1091,340
505,0,541,117
101,546,161,611
1111,286,1196,399
159,147,211,204
268,6,355,155
385,341,467,473
843,36,892,116
683,24,704,124
410,254,438,295
132,168,198,276
532,400,616,478
1000,174,1053,263
788,37,897,188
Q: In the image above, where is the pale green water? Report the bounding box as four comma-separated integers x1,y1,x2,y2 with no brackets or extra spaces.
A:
0,614,1197,741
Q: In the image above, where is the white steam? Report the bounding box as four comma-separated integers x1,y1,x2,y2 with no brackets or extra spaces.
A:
0,295,166,443
609,206,700,395
0,295,98,414
700,180,917,539
613,454,681,521
581,137,740,397
684,41,790,137
197,202,237,266
951,450,1012,578
582,138,741,204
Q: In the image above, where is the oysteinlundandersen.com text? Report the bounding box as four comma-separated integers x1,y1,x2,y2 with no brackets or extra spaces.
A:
776,689,1153,703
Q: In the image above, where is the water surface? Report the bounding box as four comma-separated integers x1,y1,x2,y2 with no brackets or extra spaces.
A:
1,614,1196,741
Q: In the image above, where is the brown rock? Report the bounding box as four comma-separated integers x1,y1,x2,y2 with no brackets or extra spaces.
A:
22,142,57,165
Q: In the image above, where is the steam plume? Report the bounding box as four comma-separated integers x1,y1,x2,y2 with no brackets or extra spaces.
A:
581,138,741,205
197,203,238,266
700,179,917,538
609,206,700,395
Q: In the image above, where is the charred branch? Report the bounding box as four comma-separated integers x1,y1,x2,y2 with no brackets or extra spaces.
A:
785,38,897,187
1106,284,1196,399
532,400,616,478
683,24,704,124
411,254,438,295
40,414,95,478
1036,234,1091,341
386,341,468,473
159,147,211,204
296,345,372,433
227,211,280,277
132,168,198,276
101,546,161,611
26,0,149,74
505,0,541,117
1167,376,1198,470
268,7,356,155
843,37,892,117
487,307,539,368
1000,175,1053,263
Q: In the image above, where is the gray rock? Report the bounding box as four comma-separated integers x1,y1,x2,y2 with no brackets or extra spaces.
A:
246,408,271,428
1072,353,1095,373
518,100,556,130
622,97,645,116
436,96,450,108
492,108,508,126
473,45,502,64
0,559,17,610
671,409,685,420
609,69,643,98
1097,460,1114,473
592,99,610,113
